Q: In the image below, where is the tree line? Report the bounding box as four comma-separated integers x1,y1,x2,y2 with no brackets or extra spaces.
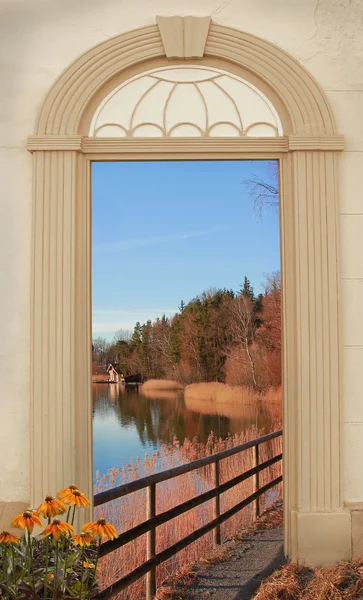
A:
92,272,281,390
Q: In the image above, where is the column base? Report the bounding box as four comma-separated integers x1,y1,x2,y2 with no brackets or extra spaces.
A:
346,503,363,558
288,510,351,566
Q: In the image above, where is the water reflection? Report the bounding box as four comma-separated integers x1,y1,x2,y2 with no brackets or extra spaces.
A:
93,383,281,479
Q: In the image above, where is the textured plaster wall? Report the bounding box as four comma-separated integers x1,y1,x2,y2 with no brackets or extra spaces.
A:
0,0,362,504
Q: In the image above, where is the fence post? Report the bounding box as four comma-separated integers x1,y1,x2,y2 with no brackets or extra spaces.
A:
254,444,260,520
212,460,221,545
146,483,156,600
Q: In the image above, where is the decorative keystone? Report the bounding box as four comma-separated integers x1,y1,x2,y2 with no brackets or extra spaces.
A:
156,15,211,59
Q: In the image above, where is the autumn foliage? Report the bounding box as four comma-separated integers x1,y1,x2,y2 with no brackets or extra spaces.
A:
93,272,281,390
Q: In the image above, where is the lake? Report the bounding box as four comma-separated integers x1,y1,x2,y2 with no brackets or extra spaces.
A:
93,383,281,482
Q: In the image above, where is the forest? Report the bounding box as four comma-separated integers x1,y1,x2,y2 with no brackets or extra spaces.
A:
92,272,281,390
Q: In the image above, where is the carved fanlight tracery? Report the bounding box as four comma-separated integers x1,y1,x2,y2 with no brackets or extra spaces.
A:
89,66,283,139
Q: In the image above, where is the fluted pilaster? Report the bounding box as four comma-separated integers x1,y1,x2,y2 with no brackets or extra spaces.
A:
31,151,92,511
283,151,350,564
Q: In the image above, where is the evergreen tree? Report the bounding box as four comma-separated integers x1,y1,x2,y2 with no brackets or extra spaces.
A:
254,292,264,328
131,322,142,348
240,276,254,300
92,274,281,388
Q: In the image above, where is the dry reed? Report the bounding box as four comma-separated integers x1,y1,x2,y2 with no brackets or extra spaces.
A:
184,395,282,422
141,380,185,392
184,382,281,405
140,389,182,401
254,558,363,600
94,423,282,600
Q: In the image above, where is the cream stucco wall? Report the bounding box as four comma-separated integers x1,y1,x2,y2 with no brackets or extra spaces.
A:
1,0,363,543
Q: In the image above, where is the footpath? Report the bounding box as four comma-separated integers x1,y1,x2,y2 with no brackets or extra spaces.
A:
157,504,284,600
181,527,283,600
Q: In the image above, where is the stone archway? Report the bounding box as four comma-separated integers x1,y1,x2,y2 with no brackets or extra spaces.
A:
28,19,348,565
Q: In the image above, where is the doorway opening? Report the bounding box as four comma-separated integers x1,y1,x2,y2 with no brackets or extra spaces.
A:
91,158,282,595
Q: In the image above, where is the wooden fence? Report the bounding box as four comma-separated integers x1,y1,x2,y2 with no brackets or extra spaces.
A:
94,429,283,600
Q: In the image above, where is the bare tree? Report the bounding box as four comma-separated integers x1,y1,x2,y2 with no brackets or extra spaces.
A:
113,328,132,344
263,270,281,292
153,317,176,377
244,162,278,221
92,336,110,365
228,295,259,389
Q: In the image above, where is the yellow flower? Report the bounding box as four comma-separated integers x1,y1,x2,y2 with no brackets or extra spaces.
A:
83,560,96,569
47,573,54,580
11,510,42,533
60,488,90,508
72,532,94,547
57,485,78,502
37,496,67,518
82,519,118,541
0,531,19,545
40,518,74,541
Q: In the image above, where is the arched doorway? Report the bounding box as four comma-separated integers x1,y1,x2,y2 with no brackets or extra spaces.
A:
28,19,348,564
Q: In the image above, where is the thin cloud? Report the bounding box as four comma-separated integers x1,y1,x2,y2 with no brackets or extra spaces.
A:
92,307,178,336
92,308,177,316
93,322,136,333
93,226,229,253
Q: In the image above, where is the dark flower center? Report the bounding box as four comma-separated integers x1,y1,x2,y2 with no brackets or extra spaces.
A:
45,496,54,502
53,519,61,525
24,511,32,519
97,519,106,525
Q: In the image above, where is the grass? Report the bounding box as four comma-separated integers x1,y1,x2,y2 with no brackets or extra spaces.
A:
254,559,363,599
184,382,282,405
94,423,282,600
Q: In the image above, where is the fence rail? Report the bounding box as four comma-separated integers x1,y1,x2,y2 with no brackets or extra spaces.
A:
94,429,283,600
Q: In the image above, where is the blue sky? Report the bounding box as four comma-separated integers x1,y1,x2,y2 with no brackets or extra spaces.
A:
92,160,280,340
